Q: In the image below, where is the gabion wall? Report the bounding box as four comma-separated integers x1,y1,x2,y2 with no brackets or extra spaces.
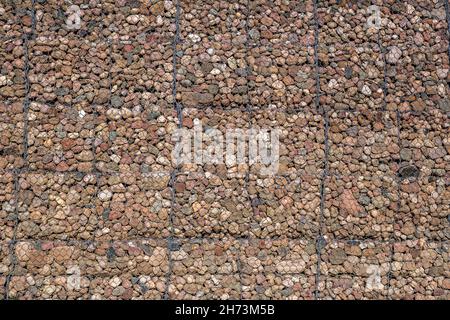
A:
0,0,449,300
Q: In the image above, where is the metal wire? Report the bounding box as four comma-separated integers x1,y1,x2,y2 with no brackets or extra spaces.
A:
22,35,30,169
1,0,449,301
30,0,36,39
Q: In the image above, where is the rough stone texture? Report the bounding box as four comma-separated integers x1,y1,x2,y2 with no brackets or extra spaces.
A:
174,172,251,238
248,45,316,108
9,238,168,299
328,110,399,177
319,275,386,300
250,108,324,177
172,239,239,274
34,0,176,42
0,38,26,103
0,0,449,301
319,44,385,112
391,241,448,278
389,241,449,300
242,273,315,300
381,1,449,113
16,173,97,240
95,106,177,173
249,0,314,47
177,38,248,108
95,172,171,240
172,108,251,238
395,109,449,241
0,242,12,276
180,0,247,40
27,102,95,172
318,0,449,114
0,276,5,299
111,41,174,110
0,102,25,170
397,176,449,241
102,0,176,42
176,0,248,107
8,274,164,300
399,109,449,174
317,0,380,46
324,175,397,240
169,239,240,299
91,275,166,300
240,239,317,299
241,239,317,275
248,175,320,238
385,44,449,112
34,0,104,42
0,0,33,39
9,275,91,300
12,239,168,277
29,38,110,105
0,172,16,242
380,1,448,47
178,107,250,177
388,276,450,300
169,274,241,299
319,241,391,299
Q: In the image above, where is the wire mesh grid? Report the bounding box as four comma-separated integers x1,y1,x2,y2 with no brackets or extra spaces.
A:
0,0,449,300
